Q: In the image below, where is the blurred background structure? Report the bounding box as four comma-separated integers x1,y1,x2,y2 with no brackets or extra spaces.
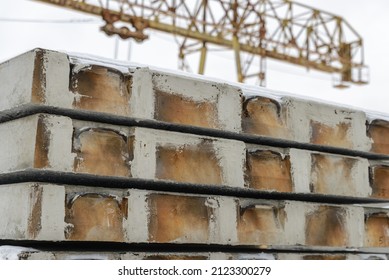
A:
0,0,387,112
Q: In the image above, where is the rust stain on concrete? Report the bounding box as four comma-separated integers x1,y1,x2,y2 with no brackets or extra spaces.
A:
74,128,130,177
305,206,348,247
148,194,210,243
127,135,135,163
156,141,223,185
310,121,352,148
370,166,389,199
155,90,218,129
28,184,43,239
310,154,356,195
65,194,126,242
368,120,389,155
71,65,130,115
246,150,292,192
242,97,289,138
31,49,46,104
34,115,50,169
365,213,389,247
237,204,285,244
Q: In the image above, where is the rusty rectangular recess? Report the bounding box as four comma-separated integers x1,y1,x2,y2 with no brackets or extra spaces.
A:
237,202,285,244
242,97,289,138
71,65,131,116
370,165,389,199
305,206,348,247
245,150,292,192
65,193,128,242
148,194,211,243
364,212,389,247
310,153,357,195
72,127,131,177
155,141,223,185
368,120,389,155
154,90,219,129
310,120,352,148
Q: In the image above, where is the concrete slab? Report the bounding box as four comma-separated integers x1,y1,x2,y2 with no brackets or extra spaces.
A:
0,183,387,250
2,246,388,260
0,49,242,132
0,114,245,187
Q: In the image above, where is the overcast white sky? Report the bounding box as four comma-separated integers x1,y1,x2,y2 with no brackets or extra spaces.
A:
0,0,388,114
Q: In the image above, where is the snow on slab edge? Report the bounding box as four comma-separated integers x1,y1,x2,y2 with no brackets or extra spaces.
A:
365,110,389,124
3,48,389,122
0,246,37,260
67,51,388,117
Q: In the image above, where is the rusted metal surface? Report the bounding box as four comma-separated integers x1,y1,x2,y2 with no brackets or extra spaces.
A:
35,0,368,87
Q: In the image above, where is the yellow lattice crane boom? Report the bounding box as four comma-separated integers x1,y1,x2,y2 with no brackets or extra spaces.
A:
35,0,368,88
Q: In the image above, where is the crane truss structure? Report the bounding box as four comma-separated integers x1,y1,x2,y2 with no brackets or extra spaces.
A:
35,0,369,88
